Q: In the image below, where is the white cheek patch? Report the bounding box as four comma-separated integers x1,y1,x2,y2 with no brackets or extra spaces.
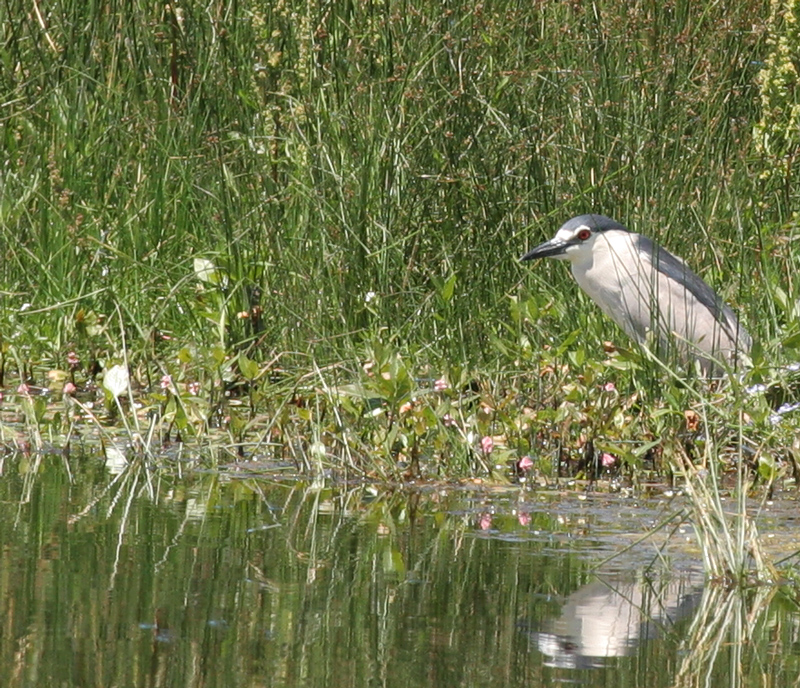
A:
557,226,585,242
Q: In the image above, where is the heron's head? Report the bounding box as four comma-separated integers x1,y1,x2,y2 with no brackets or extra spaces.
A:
520,214,630,264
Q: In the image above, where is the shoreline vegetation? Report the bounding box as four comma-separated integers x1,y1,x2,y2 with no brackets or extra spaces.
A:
3,1,800,581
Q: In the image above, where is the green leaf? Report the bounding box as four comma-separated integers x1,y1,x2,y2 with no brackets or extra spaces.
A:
782,329,800,349
441,273,457,302
630,438,662,457
238,352,260,381
757,453,778,482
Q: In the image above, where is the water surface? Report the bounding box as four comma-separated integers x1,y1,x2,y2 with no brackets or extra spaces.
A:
1,455,798,687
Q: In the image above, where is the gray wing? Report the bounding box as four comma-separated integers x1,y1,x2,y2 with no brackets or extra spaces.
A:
636,235,750,349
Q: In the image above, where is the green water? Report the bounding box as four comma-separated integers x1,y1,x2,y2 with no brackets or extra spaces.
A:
0,455,798,687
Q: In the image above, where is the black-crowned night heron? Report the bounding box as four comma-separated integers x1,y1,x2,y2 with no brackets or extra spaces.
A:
521,214,751,374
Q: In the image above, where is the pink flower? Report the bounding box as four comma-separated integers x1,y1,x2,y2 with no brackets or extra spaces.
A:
601,452,617,468
481,436,494,454
442,413,456,427
434,377,449,391
67,351,80,369
517,455,534,472
63,382,77,396
603,382,616,392
17,383,30,396
160,375,173,390
518,512,531,526
479,513,492,530
187,381,201,396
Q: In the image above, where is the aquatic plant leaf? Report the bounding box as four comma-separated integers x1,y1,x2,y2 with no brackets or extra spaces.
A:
103,364,130,397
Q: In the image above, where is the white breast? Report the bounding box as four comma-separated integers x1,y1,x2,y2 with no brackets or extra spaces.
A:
567,230,739,367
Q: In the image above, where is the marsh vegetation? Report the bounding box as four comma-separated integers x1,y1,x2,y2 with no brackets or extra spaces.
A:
2,0,800,591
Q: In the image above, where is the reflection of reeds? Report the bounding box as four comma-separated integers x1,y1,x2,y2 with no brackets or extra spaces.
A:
675,417,777,586
673,583,776,688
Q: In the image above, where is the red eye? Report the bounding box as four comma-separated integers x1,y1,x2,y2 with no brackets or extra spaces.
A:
577,229,591,241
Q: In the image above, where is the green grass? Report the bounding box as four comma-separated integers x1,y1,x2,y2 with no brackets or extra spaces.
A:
1,0,777,357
